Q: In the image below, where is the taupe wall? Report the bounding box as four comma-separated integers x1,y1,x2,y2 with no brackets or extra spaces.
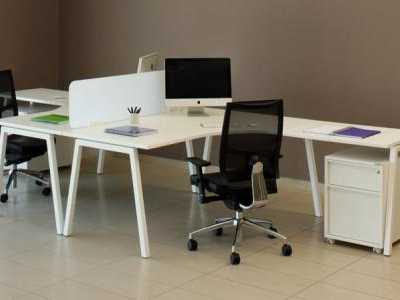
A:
0,0,59,89
58,0,400,179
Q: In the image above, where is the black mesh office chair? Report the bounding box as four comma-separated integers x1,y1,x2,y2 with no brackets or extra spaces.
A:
0,70,51,203
187,100,292,265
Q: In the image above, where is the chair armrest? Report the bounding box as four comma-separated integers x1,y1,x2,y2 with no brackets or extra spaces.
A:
187,157,211,203
187,157,211,167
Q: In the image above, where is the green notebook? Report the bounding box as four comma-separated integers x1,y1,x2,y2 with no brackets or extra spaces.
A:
31,114,69,124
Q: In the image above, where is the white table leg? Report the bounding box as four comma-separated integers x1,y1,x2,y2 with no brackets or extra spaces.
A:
0,130,8,193
202,136,213,173
383,145,400,256
63,141,83,236
97,150,105,174
129,148,150,258
46,135,64,235
185,140,198,193
305,139,322,217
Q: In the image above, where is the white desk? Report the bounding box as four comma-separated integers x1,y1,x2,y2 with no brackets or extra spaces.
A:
15,88,68,107
1,109,400,257
0,108,222,257
14,89,72,171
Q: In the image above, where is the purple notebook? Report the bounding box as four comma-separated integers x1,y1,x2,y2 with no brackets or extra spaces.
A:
333,127,381,139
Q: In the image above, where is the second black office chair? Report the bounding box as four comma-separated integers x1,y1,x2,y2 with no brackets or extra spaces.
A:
0,69,51,203
187,100,292,265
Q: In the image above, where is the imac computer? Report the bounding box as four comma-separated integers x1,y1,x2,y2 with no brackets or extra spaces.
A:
165,58,232,114
137,52,160,73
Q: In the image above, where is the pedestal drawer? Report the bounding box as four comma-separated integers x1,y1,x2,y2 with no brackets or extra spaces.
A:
327,160,382,192
326,185,384,247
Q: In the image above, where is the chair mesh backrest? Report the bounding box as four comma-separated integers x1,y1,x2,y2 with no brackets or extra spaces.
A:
219,100,283,182
0,70,18,119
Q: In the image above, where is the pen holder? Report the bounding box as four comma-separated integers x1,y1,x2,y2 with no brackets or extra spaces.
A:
130,114,139,125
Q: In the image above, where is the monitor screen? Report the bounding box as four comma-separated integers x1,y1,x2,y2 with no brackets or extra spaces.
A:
165,58,231,99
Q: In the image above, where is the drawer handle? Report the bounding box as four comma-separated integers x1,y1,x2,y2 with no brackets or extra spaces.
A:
376,170,381,174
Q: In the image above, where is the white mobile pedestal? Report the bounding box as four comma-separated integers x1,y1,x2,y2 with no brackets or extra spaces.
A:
324,147,400,253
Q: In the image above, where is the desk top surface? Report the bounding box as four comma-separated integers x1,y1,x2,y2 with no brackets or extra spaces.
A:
1,107,400,150
15,89,68,106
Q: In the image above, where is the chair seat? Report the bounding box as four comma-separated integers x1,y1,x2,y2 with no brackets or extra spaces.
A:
5,135,47,165
195,172,278,210
202,173,252,210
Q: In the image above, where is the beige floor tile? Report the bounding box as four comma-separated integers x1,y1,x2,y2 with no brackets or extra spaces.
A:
346,256,400,282
247,251,338,280
43,232,140,266
296,283,385,300
0,224,57,259
36,280,132,300
9,247,95,278
12,295,46,300
150,243,227,273
181,275,286,300
153,288,213,300
212,264,314,296
0,282,45,300
0,260,63,292
290,230,370,257
268,242,360,268
267,178,319,216
306,221,324,233
98,256,203,287
73,267,172,299
362,244,400,266
324,270,400,300
0,244,24,260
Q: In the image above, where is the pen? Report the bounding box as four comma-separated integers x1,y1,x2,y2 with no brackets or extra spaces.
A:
127,106,141,114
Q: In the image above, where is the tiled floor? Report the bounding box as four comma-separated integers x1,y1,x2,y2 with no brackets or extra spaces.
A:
0,152,399,299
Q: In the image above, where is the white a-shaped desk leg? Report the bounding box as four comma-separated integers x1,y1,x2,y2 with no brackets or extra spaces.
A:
0,127,64,234
129,148,150,258
63,141,83,236
63,140,150,258
383,145,400,256
46,135,64,234
97,150,105,174
305,139,322,217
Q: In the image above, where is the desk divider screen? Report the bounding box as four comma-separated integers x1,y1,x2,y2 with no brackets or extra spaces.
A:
69,71,166,128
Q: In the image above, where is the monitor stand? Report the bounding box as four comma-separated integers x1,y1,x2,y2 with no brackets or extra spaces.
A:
187,107,208,116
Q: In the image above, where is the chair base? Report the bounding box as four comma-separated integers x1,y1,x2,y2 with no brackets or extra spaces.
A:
187,211,292,264
1,165,51,203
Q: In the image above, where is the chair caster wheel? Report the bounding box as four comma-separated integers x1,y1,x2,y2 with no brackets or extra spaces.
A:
0,193,8,203
214,228,223,236
373,248,383,254
42,187,51,196
268,226,278,239
187,239,198,251
326,239,335,245
281,244,292,257
36,180,43,186
230,252,240,265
